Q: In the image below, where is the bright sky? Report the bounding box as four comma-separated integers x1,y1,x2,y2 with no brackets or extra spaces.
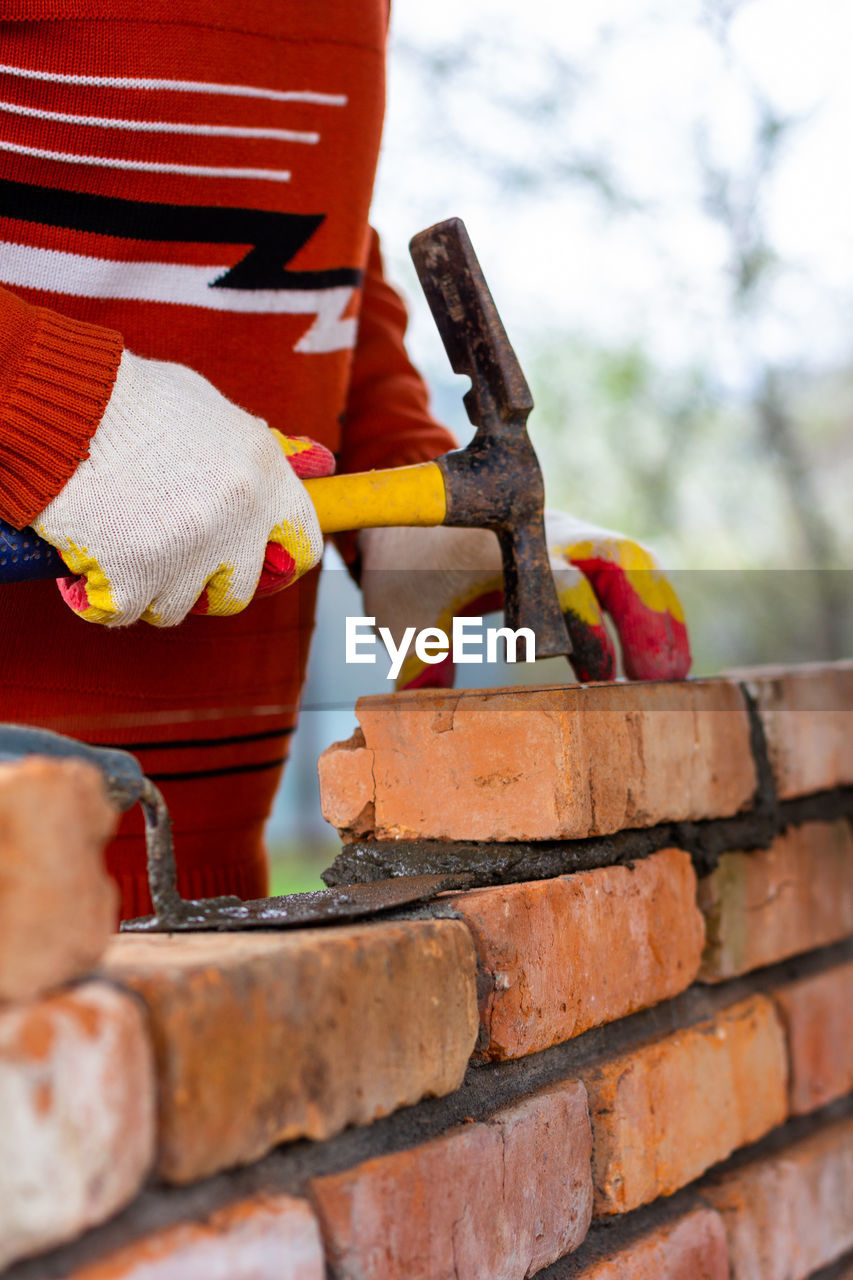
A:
372,0,853,392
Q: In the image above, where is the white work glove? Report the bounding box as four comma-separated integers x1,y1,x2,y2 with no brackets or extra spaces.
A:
33,350,334,626
359,514,691,688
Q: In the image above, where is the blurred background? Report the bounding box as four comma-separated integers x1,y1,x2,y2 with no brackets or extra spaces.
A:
269,0,853,890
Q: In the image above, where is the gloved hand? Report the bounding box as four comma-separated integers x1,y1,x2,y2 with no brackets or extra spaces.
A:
359,512,690,689
32,350,334,626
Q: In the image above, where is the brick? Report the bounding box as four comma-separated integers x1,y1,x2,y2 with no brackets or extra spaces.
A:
698,821,853,981
309,1080,593,1280
103,921,478,1184
571,1209,730,1279
0,757,118,1003
736,662,853,798
0,982,155,1271
64,1195,324,1280
702,1116,853,1280
773,961,853,1114
452,849,705,1060
319,680,756,842
317,729,375,838
582,995,788,1216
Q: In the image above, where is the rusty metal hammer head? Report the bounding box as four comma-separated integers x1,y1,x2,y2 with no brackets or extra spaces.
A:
409,218,571,661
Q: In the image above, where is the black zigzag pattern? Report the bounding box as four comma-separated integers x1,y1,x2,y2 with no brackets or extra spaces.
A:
0,178,362,291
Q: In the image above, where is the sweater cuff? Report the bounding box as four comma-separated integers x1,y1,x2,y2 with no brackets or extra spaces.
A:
0,301,123,528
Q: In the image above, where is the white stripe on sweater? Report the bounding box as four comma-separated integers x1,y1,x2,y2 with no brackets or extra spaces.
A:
0,98,319,143
0,137,291,181
0,63,347,106
0,240,356,352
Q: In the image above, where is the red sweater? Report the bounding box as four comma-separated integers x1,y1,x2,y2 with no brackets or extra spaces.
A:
0,2,455,916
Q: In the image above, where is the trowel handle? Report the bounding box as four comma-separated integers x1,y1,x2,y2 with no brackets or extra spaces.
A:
0,520,66,582
0,723,148,811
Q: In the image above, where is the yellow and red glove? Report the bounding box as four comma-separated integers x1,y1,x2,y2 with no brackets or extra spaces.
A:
32,351,334,626
358,513,690,689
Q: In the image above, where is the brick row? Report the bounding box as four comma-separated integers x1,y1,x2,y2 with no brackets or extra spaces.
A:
46,1113,853,1280
4,850,850,1269
6,952,852,1275
91,847,853,1199
319,662,853,842
89,848,704,1188
319,679,758,842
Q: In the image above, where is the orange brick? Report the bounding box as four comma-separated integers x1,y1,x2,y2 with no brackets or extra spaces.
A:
319,680,757,842
103,921,478,1183
0,757,118,1003
773,962,853,1114
317,729,375,838
452,849,705,1060
309,1080,593,1279
582,995,788,1216
64,1194,324,1279
698,821,853,981
0,982,155,1271
571,1209,730,1279
736,662,853,798
703,1116,853,1280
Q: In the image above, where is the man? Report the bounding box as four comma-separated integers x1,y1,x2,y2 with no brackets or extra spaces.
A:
0,0,689,918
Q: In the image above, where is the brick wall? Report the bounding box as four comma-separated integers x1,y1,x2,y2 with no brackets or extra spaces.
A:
0,660,851,1279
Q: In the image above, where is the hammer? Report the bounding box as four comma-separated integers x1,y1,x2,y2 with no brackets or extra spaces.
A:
0,219,571,662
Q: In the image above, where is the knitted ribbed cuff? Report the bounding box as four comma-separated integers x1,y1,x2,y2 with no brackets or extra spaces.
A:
0,303,123,528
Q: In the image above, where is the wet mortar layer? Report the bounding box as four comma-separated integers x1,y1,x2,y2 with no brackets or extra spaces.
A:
323,785,853,889
8,936,853,1280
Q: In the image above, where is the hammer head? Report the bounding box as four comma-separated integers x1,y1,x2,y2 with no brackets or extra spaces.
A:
409,218,571,661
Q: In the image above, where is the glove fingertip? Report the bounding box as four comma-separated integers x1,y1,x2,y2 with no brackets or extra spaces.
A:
277,435,336,479
56,573,133,625
256,541,298,596
191,586,210,616
56,574,90,615
564,616,617,683
623,615,692,681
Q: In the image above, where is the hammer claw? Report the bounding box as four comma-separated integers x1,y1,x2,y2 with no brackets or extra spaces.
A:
410,218,533,428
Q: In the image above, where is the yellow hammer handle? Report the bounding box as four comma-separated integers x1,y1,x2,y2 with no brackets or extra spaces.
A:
303,461,448,534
